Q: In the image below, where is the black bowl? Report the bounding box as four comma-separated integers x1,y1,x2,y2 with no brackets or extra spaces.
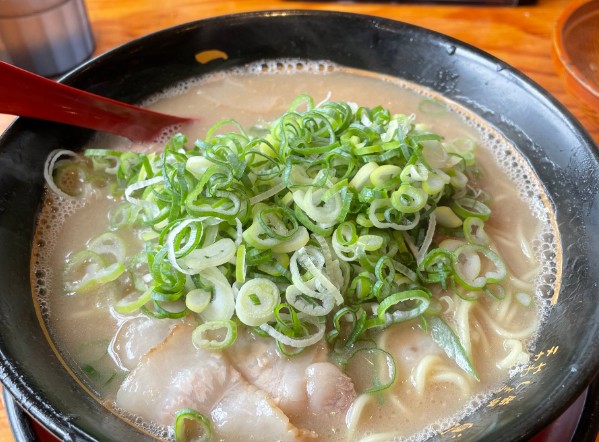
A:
0,10,597,442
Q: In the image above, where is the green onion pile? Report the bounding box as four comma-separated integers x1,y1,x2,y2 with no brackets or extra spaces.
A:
50,95,511,389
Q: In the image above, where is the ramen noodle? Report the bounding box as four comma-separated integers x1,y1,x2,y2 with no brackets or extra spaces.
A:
32,61,558,442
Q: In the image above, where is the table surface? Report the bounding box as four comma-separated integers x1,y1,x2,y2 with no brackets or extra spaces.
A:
0,0,597,441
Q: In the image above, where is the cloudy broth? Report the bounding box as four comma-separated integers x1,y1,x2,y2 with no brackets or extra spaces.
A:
31,62,558,441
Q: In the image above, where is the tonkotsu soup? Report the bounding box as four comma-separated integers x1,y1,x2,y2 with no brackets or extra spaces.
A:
32,61,559,442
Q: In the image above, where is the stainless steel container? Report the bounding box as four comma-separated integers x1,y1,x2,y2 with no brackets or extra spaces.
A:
0,0,94,76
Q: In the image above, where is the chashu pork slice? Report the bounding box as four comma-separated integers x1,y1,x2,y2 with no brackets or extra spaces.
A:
225,329,327,416
116,325,315,441
111,316,182,371
225,329,356,421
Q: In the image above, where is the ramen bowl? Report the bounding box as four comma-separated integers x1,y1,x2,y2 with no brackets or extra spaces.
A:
0,10,597,442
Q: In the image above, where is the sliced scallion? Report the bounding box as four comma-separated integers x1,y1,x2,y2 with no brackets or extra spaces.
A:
49,94,516,385
174,408,212,442
192,319,237,350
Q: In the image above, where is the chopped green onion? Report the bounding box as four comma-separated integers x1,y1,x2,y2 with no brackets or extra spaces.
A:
346,347,396,394
115,288,152,314
427,315,479,380
44,149,86,198
88,232,127,263
391,184,428,214
349,162,378,190
64,250,125,293
235,244,247,283
235,278,281,326
434,206,462,228
452,244,506,290
377,289,431,325
196,267,235,322
50,94,517,385
418,98,447,115
174,408,212,442
192,319,237,350
185,289,212,313
451,197,491,221
463,217,490,245
177,238,236,275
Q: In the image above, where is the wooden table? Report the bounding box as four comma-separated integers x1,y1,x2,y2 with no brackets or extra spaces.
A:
0,0,597,441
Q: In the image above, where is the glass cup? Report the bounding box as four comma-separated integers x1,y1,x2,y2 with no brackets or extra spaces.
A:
0,0,95,77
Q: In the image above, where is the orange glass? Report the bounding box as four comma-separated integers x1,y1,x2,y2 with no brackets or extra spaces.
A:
553,0,599,111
